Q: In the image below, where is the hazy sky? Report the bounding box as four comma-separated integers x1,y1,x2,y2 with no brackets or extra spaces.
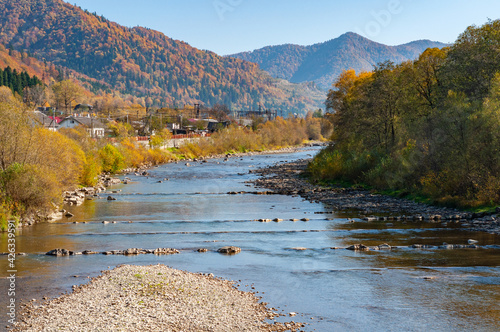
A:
68,0,499,55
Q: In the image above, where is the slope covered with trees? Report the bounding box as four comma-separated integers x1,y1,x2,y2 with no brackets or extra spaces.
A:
0,0,323,112
230,32,447,89
0,65,41,95
309,20,500,208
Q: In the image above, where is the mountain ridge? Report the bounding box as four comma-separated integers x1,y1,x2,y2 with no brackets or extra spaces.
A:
0,0,324,112
229,32,448,89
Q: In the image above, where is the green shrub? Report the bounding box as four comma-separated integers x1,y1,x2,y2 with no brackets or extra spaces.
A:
99,144,126,173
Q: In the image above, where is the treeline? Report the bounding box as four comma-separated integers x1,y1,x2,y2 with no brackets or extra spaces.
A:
309,20,500,208
0,66,42,95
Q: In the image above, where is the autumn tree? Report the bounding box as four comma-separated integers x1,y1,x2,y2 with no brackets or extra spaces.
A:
442,19,500,101
23,84,47,108
209,103,230,122
52,79,83,114
312,19,500,207
0,87,86,224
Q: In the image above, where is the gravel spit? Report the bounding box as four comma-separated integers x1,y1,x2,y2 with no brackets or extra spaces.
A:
11,265,303,331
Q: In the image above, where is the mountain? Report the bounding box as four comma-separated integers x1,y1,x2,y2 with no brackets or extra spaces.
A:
0,0,324,112
229,32,448,89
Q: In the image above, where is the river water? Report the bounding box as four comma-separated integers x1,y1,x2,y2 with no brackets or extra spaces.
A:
1,147,499,331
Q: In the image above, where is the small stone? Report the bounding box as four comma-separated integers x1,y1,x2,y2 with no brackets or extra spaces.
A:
217,246,241,254
46,248,72,256
153,248,180,255
346,244,370,251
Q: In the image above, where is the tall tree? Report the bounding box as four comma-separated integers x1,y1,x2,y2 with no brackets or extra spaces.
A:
52,79,83,114
442,19,500,101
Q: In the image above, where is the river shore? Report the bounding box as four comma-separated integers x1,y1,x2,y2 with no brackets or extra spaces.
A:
251,159,500,235
10,264,303,331
10,143,326,230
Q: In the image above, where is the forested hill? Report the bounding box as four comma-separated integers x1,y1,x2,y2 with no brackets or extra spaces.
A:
0,0,324,112
230,32,447,89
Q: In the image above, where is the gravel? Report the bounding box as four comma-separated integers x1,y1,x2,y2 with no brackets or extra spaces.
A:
11,265,303,331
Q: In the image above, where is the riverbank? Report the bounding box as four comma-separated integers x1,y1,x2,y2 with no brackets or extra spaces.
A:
10,264,303,331
251,159,500,235
9,143,326,230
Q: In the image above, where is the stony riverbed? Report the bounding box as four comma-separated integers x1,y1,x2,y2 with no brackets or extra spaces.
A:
250,159,500,235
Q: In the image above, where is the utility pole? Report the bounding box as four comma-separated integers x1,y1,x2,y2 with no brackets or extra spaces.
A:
194,103,200,119
53,108,56,131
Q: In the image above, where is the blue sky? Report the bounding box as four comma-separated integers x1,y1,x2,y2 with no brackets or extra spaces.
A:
68,0,500,55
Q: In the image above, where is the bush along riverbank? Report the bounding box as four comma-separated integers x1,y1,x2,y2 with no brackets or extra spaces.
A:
251,159,500,235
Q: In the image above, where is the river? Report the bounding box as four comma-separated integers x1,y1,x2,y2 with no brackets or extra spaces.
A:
1,147,499,331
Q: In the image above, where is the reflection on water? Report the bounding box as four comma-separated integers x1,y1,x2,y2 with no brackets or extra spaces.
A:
1,147,499,331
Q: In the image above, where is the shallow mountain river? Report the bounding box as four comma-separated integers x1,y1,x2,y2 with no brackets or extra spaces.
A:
1,147,499,331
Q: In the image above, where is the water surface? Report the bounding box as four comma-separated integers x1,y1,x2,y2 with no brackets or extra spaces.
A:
1,148,499,331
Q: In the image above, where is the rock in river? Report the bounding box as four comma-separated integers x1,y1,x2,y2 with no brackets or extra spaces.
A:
217,246,242,254
153,248,180,255
346,244,370,251
46,248,73,256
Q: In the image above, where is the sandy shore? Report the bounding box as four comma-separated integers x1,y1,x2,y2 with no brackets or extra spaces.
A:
251,159,500,235
10,265,303,332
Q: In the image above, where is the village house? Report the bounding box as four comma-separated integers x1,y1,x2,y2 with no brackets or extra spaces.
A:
58,115,106,138
32,110,59,131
